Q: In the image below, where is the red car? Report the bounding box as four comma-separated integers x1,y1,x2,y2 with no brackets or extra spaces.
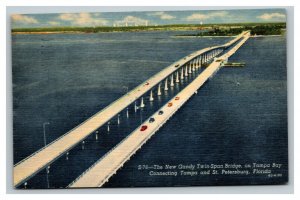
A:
140,125,148,131
167,102,173,107
175,97,180,100
145,82,150,86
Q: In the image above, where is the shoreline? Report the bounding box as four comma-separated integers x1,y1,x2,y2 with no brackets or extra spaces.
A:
12,31,283,37
172,35,235,38
12,31,95,35
11,27,203,35
173,35,282,38
12,22,286,36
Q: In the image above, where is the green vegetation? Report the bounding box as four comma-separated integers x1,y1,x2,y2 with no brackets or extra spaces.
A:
12,22,286,36
176,23,286,37
12,24,203,34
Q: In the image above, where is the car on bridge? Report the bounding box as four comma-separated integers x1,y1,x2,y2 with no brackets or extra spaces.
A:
140,125,148,131
158,110,164,115
175,96,180,100
168,102,173,107
149,118,155,123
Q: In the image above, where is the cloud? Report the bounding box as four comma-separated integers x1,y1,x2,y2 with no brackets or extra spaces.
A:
11,14,38,24
92,13,101,17
186,11,229,21
186,13,209,21
58,13,108,26
257,12,286,20
48,21,60,26
149,12,176,20
209,11,228,18
114,16,149,26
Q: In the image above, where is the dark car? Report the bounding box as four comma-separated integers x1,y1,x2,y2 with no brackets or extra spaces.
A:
149,118,155,123
175,64,180,68
140,125,148,131
158,110,164,115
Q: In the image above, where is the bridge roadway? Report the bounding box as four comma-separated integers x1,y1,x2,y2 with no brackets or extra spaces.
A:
13,31,249,187
68,32,250,188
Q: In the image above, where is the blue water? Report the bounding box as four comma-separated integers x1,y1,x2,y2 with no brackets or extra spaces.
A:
12,31,287,188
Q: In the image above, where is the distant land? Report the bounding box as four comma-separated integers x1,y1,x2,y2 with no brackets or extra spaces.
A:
175,22,286,37
11,22,286,36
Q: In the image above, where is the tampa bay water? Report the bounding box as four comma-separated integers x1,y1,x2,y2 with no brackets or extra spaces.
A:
12,30,288,188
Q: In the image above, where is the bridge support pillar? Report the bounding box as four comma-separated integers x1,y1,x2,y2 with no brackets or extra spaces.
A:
140,97,145,108
181,68,184,79
126,108,129,118
188,64,192,73
82,141,85,149
134,102,137,112
170,74,174,86
117,114,120,125
176,71,179,83
185,66,188,77
192,61,195,71
95,131,98,141
157,83,162,96
149,90,154,101
107,122,110,133
164,79,168,91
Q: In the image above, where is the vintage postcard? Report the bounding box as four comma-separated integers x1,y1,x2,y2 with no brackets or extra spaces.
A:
11,8,288,189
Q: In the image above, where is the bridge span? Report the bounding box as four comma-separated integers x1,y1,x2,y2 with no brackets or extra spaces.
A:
14,31,250,187
68,31,250,188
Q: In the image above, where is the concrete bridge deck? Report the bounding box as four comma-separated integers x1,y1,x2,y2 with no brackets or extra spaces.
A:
68,32,250,188
13,31,249,187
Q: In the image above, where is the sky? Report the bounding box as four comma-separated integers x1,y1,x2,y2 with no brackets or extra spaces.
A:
11,9,286,28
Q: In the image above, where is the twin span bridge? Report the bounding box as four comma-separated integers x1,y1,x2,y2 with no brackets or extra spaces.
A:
14,31,250,188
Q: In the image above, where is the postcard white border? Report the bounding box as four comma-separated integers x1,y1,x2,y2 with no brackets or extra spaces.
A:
3,2,296,197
